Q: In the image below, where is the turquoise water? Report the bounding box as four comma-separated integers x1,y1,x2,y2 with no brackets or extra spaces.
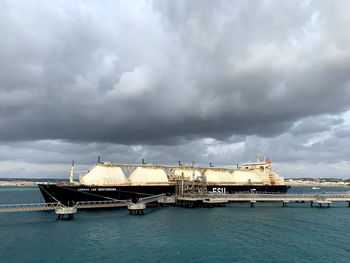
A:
1,186,350,263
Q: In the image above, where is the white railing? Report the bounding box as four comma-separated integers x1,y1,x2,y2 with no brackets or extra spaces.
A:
75,199,131,206
138,193,166,203
0,202,62,209
181,193,350,200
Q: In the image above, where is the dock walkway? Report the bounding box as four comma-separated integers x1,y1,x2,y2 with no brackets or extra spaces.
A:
177,193,350,207
0,194,167,216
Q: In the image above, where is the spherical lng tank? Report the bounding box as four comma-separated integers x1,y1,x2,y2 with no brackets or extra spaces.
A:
203,169,235,184
128,167,169,185
231,170,262,184
80,165,129,186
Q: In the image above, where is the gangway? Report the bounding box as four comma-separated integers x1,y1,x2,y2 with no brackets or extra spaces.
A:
75,199,131,209
138,193,166,204
0,202,63,213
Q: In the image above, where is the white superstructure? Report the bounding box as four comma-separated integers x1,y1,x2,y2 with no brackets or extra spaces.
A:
239,154,285,185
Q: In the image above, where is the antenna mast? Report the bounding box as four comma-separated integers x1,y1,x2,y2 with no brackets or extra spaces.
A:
69,160,74,184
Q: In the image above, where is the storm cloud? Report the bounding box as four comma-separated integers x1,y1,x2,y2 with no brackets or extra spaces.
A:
1,0,350,178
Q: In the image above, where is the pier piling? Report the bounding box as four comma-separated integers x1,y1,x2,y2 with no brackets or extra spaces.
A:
316,200,331,208
55,207,77,220
128,203,146,215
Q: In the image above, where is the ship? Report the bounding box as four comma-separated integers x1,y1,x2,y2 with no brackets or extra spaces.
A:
39,154,290,205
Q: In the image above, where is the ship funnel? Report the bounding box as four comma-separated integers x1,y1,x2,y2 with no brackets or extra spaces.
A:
97,155,101,163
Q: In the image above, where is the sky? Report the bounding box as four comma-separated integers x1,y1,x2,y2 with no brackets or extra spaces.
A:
1,0,350,179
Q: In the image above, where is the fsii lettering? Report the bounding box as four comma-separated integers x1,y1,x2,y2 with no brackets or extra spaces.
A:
212,187,226,194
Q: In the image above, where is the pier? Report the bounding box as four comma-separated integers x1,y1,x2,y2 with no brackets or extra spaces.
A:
176,193,350,208
1,193,350,220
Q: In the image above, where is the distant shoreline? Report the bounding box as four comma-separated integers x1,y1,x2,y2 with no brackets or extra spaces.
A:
286,178,350,187
0,179,68,187
286,183,349,187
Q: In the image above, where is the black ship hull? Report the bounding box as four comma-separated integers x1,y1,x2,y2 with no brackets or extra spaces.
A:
38,184,291,205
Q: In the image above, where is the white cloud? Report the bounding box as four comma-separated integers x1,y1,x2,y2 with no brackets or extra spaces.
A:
108,65,158,99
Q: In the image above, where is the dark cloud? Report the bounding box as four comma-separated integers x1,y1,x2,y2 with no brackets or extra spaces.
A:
290,115,343,135
1,1,350,178
1,0,350,145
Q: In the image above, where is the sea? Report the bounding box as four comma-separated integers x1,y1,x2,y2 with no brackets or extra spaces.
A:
1,186,350,263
